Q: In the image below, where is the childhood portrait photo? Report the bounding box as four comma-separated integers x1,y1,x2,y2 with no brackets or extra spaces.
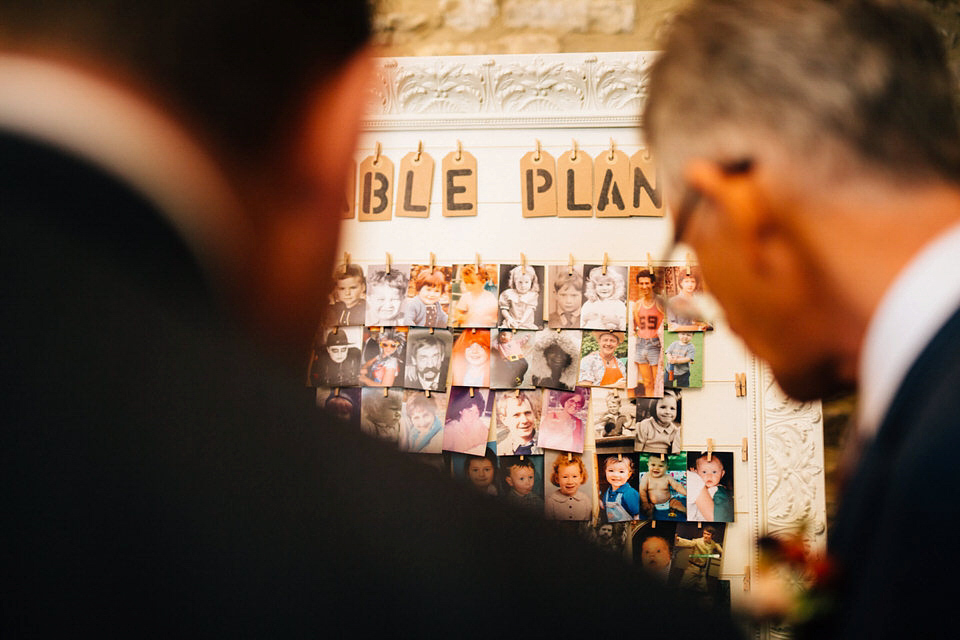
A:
637,453,687,521
544,451,593,521
452,447,499,496
326,262,366,326
634,389,683,454
316,387,361,430
579,264,627,331
537,387,589,453
662,266,714,332
497,264,544,330
664,330,704,389
399,389,448,454
499,454,544,512
404,264,452,328
358,327,407,387
547,265,584,329
365,263,410,327
490,329,534,389
686,451,734,523
450,263,499,328
442,387,493,456
577,330,627,388
307,325,362,388
631,522,677,581
360,387,403,445
527,328,581,390
450,329,491,387
404,328,452,391
591,387,638,443
494,389,543,456
598,453,641,523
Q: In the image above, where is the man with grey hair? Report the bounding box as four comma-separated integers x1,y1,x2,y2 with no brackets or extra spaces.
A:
644,0,960,635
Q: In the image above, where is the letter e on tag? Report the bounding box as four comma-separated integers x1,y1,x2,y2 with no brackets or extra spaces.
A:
442,149,477,217
558,149,593,218
595,149,630,218
397,150,434,218
359,153,394,221
520,149,557,217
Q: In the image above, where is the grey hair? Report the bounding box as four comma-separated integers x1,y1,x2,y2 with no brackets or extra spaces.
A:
643,0,960,191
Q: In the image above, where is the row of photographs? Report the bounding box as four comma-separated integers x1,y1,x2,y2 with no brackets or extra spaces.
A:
319,386,684,456
309,326,704,395
326,262,714,332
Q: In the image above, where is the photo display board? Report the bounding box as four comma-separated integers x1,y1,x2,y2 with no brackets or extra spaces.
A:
325,52,827,610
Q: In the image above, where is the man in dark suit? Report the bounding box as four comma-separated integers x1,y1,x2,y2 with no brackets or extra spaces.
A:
0,2,742,636
644,0,960,636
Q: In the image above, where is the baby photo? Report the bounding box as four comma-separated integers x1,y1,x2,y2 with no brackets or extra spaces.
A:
544,451,593,522
631,522,677,581
598,453,640,523
442,387,493,456
671,522,727,597
494,389,543,456
580,264,627,331
405,264,453,328
326,262,366,326
451,447,499,496
686,451,735,522
360,387,403,445
307,325,362,388
497,264,545,330
490,329,534,389
637,453,687,521
591,387,638,445
498,454,544,512
664,330,704,389
450,329,490,387
662,266,715,332
399,389,448,454
634,389,683,454
450,263,499,328
365,263,410,327
403,328,452,391
358,327,407,387
547,265,584,329
577,330,627,388
537,388,589,453
316,387,361,430
527,328,581,390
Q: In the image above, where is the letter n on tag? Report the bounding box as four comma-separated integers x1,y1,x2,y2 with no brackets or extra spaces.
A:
442,149,477,217
595,149,630,218
558,149,593,217
630,149,663,217
397,150,434,218
359,153,394,221
520,149,557,217
342,158,356,219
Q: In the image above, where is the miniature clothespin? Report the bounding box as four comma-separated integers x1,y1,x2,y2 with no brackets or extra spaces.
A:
520,253,527,269
415,140,423,162
568,254,575,276
567,452,572,462
743,567,751,592
571,139,579,162
385,252,391,274
429,252,436,270
660,452,665,461
469,387,475,398
383,387,389,397
342,251,350,269
476,253,481,270
429,327,435,334
602,252,609,275
698,521,703,529
373,142,382,167
646,252,654,274
742,438,749,462
608,138,616,161
735,373,747,397
707,438,714,462
455,139,463,162
652,520,656,529
515,389,521,398
534,139,542,162
425,389,431,398
334,387,340,397
617,453,622,461
685,253,693,276
520,455,524,461
332,326,338,334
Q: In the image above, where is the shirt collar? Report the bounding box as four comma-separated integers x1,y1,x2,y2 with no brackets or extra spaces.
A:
0,54,246,285
858,221,960,438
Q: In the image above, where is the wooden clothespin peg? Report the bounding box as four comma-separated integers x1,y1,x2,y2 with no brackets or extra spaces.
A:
602,252,609,275
416,140,423,162
429,252,436,270
698,521,703,529
617,452,622,461
520,455,524,461
385,252,391,274
334,387,340,397
342,251,350,269
707,438,714,462
735,373,747,397
456,139,463,162
651,520,656,529
646,252,654,274
571,139,579,162
660,452,665,461
685,253,692,276
429,327,435,334
520,253,527,269
743,567,751,592
608,137,616,161
567,452,572,462
568,254,575,276
469,387,475,398
471,328,476,334
742,437,749,462
425,389,431,398
515,389,521,398
383,387,389,397
373,141,382,167
534,139,542,162
476,253,481,270
332,326,338,334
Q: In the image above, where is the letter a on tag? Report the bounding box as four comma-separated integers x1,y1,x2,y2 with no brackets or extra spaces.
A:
558,149,593,218
630,149,663,217
359,152,394,221
520,149,557,217
595,148,630,218
397,150,434,218
341,158,357,219
442,148,477,217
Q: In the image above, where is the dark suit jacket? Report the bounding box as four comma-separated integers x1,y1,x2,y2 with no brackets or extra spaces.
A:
817,306,960,638
0,131,742,637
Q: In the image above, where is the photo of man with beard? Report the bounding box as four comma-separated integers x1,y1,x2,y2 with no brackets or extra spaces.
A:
404,329,452,391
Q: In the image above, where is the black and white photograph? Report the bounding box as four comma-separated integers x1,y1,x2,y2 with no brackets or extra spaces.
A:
326,263,366,326
527,328,581,390
360,387,403,445
365,263,410,327
591,387,638,443
547,265,584,329
634,389,682,454
403,328,452,391
307,325,362,388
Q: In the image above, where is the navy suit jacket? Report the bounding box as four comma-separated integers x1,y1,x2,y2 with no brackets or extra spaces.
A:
0,132,742,637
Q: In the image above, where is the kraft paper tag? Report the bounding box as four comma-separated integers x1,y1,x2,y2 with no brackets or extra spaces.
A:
358,152,394,221
630,149,663,217
520,149,557,218
594,149,630,218
396,150,434,218
442,149,478,217
341,157,357,219
557,149,594,218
